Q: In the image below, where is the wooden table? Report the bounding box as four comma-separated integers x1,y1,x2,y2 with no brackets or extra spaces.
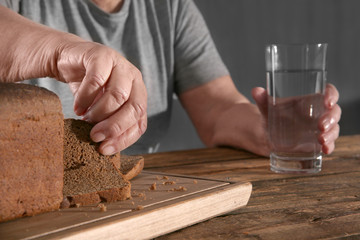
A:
143,135,360,239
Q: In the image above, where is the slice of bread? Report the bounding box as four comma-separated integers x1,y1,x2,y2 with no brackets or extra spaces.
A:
62,119,131,208
120,155,144,181
106,154,144,180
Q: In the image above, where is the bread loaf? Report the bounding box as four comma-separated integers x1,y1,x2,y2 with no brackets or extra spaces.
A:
0,83,144,220
0,83,64,222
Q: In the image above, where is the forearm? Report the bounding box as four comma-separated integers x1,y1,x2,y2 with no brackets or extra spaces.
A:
210,102,270,156
180,76,270,156
179,76,244,145
0,5,80,82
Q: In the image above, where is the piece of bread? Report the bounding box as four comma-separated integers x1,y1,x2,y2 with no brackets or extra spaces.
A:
63,119,131,207
110,155,144,180
120,155,144,180
0,83,64,222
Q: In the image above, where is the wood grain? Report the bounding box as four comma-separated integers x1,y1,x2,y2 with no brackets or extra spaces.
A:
0,172,251,240
149,135,360,239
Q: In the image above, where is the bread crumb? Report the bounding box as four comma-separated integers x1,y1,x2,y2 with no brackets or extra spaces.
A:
97,203,107,212
156,176,162,180
134,192,145,197
162,176,169,180
149,183,157,190
133,205,144,211
169,186,187,192
133,192,147,200
60,197,70,209
131,201,135,205
193,180,198,184
163,181,176,185
75,203,81,208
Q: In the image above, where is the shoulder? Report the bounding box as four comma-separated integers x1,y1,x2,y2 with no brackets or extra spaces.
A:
169,0,201,20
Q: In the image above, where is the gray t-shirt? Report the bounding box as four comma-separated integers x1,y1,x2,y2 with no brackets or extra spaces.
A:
1,0,229,154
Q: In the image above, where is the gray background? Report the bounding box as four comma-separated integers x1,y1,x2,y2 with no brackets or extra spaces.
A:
158,0,360,152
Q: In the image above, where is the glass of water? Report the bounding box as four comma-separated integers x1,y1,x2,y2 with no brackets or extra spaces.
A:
265,43,328,173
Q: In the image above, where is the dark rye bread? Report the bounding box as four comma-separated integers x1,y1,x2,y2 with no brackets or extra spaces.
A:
120,155,144,181
0,83,64,222
63,119,131,207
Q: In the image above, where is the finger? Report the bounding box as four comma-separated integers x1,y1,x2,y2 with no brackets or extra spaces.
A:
251,87,268,117
73,55,113,115
98,115,147,155
318,103,342,132
319,123,340,145
83,64,139,123
319,124,340,154
322,141,335,155
324,83,339,109
90,78,147,142
90,101,146,143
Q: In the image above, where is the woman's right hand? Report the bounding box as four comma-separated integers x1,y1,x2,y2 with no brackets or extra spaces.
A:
55,41,148,155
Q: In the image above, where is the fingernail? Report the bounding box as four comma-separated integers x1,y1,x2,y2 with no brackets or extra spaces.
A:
323,118,335,131
102,145,115,155
321,135,328,144
323,119,330,131
75,106,86,116
92,132,106,142
83,112,92,123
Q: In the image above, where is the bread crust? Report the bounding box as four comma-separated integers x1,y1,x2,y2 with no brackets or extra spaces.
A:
120,155,145,181
0,83,64,222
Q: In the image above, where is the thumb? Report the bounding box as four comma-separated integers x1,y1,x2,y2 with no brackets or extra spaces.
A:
251,87,268,117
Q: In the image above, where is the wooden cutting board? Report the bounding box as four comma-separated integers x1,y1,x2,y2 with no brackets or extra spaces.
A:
0,171,252,240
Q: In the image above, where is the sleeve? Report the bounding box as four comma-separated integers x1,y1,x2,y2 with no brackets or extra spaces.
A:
0,0,20,12
173,0,229,94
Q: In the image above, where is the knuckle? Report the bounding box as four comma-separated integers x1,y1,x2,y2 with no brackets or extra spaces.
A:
131,67,145,85
131,102,147,119
88,73,106,89
108,122,123,137
134,68,143,80
107,88,129,107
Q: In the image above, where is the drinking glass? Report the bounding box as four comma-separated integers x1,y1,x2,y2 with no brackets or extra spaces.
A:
265,43,328,173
